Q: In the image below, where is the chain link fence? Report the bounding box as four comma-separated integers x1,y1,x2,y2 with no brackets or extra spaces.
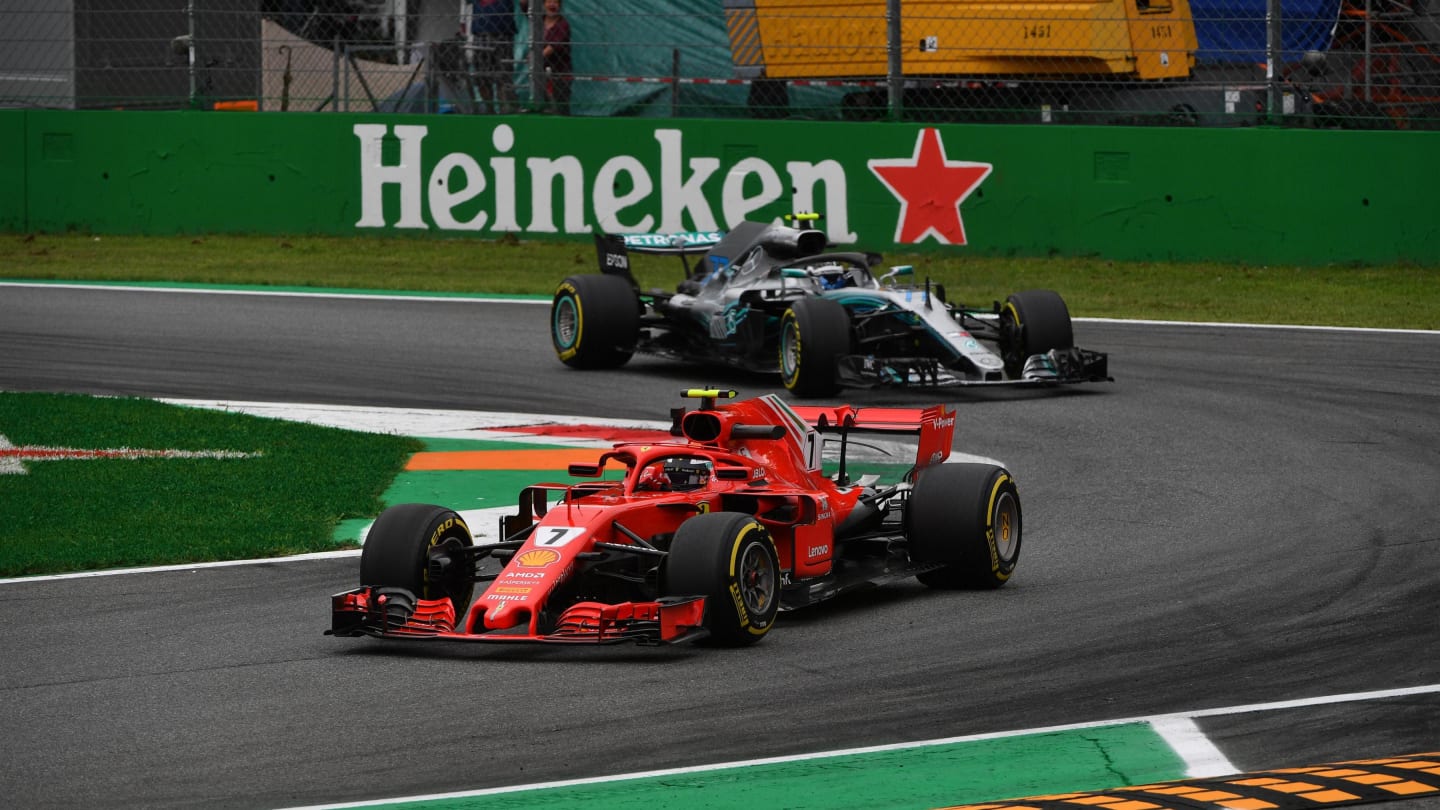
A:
2,0,1436,127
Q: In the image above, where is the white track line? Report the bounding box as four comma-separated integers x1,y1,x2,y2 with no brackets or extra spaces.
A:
0,281,546,305
1150,715,1238,777
158,398,668,440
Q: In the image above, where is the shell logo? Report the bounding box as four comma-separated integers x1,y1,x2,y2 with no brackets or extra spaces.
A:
516,548,561,567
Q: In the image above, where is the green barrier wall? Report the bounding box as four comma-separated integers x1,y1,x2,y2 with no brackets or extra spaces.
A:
8,109,1438,265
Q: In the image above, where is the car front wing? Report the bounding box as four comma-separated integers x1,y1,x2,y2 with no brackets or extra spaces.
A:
835,346,1111,388
327,587,709,646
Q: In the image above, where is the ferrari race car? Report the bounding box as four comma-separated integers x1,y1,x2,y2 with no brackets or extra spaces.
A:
550,217,1110,396
328,389,1021,646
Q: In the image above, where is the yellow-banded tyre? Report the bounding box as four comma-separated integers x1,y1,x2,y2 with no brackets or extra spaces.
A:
360,503,475,618
664,513,780,646
551,274,639,369
905,463,1021,589
779,296,849,397
998,289,1074,379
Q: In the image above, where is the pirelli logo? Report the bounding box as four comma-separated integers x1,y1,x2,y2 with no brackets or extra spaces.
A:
939,753,1440,810
724,0,763,69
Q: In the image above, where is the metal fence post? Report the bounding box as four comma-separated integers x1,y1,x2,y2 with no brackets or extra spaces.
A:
1266,0,1282,122
529,0,543,110
331,35,340,112
886,0,902,120
1363,0,1374,102
185,0,197,108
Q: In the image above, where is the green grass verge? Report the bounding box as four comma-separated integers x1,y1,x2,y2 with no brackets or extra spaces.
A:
0,392,421,577
3,232,1438,329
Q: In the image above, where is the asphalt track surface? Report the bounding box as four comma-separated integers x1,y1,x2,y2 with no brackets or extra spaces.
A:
0,283,1438,809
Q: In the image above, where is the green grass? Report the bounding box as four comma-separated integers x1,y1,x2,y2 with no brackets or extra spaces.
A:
0,393,421,577
3,232,1438,329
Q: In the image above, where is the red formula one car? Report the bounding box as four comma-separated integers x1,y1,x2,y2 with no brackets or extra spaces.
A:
328,390,1020,646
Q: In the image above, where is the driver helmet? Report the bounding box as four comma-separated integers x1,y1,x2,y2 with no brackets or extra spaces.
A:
814,265,849,290
662,459,711,491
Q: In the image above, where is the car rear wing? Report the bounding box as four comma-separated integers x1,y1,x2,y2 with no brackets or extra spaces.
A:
593,218,837,288
615,231,724,255
788,404,955,471
594,231,725,285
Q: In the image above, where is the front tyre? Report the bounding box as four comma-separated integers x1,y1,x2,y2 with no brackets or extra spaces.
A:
664,513,781,646
779,296,849,398
551,274,639,369
906,464,1021,589
360,503,476,617
999,289,1074,378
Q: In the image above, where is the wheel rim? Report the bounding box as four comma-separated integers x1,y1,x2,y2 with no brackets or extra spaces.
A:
737,541,777,616
780,318,800,378
992,490,1020,564
426,535,472,606
554,297,579,349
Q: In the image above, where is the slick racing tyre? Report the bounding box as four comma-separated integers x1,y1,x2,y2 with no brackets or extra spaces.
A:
551,274,639,369
360,503,476,620
664,512,780,646
998,289,1074,379
779,296,849,398
905,463,1021,589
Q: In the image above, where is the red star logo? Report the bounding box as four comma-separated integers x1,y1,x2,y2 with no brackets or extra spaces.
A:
868,128,992,245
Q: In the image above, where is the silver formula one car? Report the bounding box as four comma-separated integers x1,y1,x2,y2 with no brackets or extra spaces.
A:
550,217,1111,397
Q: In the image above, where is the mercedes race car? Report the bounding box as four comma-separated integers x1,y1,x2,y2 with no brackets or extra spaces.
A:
550,218,1110,396
328,389,1021,646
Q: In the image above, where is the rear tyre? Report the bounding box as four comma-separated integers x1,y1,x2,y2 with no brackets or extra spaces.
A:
551,274,639,369
906,464,1021,589
664,513,780,646
779,296,850,397
360,503,475,618
998,289,1074,378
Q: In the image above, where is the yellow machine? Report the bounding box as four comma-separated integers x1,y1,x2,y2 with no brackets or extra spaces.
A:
726,0,1199,82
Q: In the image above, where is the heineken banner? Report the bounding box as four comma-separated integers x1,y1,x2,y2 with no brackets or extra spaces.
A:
6,109,1438,265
